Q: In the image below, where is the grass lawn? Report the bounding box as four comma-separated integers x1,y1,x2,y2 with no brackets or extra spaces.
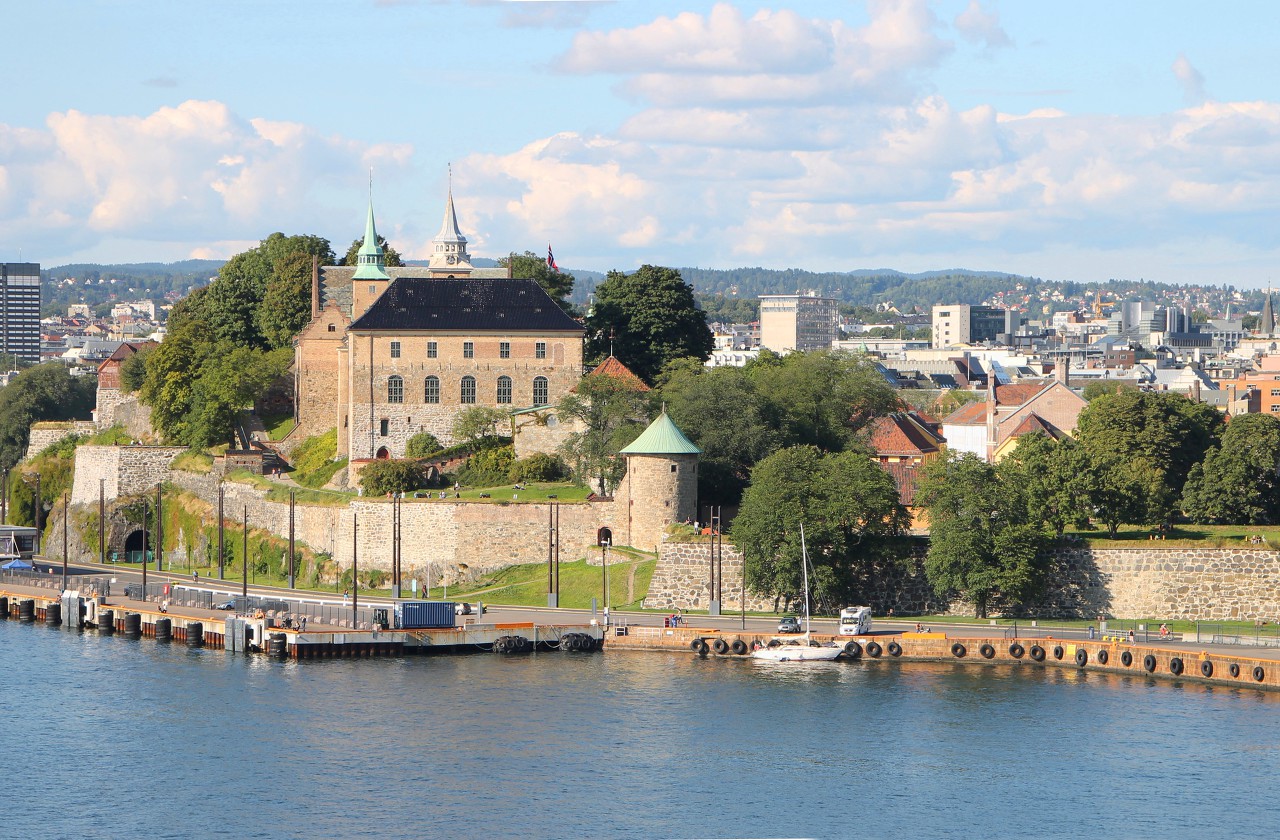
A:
422,553,657,610
415,482,592,504
261,411,296,441
1066,524,1279,548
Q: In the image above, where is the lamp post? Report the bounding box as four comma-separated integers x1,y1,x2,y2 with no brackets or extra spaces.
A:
241,505,248,598
141,495,148,595
600,537,610,615
98,477,105,565
217,481,225,580
155,482,163,572
33,473,42,555
288,489,296,589
2,466,9,524
61,491,68,591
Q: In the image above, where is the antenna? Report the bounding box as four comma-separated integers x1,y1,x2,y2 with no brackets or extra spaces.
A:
368,166,373,199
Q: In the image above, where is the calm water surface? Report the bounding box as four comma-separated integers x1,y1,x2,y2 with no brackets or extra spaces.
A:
2,618,1278,839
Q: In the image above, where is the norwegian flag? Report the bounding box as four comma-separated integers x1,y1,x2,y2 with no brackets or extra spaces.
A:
547,244,559,273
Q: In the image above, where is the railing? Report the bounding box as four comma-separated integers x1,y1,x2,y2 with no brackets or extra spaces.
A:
1193,623,1280,648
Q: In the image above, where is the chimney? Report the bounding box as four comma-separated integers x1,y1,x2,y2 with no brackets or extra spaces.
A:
311,255,320,319
1055,356,1070,388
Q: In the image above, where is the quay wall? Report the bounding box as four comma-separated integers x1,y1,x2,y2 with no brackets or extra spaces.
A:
647,542,1280,622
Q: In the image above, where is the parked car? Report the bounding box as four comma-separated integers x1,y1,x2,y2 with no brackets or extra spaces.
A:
455,602,486,616
778,615,803,634
214,600,235,611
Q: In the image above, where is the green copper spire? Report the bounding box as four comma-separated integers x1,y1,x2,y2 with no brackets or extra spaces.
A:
619,411,701,455
352,192,390,281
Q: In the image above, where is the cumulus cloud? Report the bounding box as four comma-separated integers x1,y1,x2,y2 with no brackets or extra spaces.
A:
1173,53,1209,105
953,1,1011,50
0,100,412,262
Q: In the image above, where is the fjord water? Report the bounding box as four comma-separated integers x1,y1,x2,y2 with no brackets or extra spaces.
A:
3,619,1277,840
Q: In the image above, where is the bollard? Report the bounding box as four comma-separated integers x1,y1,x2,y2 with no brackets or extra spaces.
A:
186,621,204,648
0,596,8,618
18,599,35,622
155,617,172,642
44,602,62,627
123,612,142,638
99,609,115,635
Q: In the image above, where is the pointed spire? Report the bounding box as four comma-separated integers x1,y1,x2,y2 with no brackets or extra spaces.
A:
352,177,389,281
1262,287,1275,337
428,167,472,272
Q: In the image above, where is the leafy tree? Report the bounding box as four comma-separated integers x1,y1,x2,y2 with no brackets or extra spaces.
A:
456,445,516,487
659,360,778,503
509,452,569,483
451,406,509,449
917,451,1049,617
998,434,1094,536
257,252,314,350
0,363,97,470
584,265,713,383
498,251,574,312
749,350,902,452
119,344,155,393
1075,390,1222,525
1182,414,1280,525
341,235,403,268
404,431,444,459
359,459,426,496
1081,380,1140,402
556,372,651,495
730,446,908,608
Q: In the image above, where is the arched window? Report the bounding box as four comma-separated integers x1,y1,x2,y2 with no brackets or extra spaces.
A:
424,376,440,404
496,375,513,404
461,375,476,404
533,376,549,407
387,375,404,404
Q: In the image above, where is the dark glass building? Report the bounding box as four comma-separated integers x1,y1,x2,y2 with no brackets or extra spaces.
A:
0,263,41,364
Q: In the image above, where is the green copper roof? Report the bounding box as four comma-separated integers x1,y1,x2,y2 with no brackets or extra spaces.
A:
352,199,390,281
620,412,701,456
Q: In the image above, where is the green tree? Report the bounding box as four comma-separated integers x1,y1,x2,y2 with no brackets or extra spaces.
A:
556,372,651,495
451,406,509,449
749,350,902,452
1182,414,1280,524
119,344,155,393
659,360,778,503
257,252,315,350
917,451,1049,618
1075,390,1222,525
998,434,1094,536
730,446,908,608
0,363,97,470
359,459,426,496
341,235,403,268
498,250,574,312
404,431,443,459
584,265,713,383
1081,380,1140,402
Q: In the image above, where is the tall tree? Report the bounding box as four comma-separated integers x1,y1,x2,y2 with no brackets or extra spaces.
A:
731,445,908,608
1182,414,1280,525
584,265,713,383
0,364,96,469
498,251,575,312
556,373,651,495
998,434,1094,536
341,235,404,268
258,251,315,350
917,451,1049,618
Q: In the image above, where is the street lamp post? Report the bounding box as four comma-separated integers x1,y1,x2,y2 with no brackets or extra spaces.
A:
2,467,9,524
217,481,225,580
288,489,295,589
34,473,41,555
241,505,248,598
61,491,68,591
600,538,610,615
155,483,163,572
98,478,105,565
141,496,148,595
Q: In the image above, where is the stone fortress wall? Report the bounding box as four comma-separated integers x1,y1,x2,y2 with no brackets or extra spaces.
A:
26,421,99,460
645,541,1280,621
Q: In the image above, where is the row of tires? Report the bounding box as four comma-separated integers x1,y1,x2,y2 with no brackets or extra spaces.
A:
944,641,1268,683
691,637,751,656
559,633,600,652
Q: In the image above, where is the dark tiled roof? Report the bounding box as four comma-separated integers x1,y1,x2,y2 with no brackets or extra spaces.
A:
348,277,583,333
321,265,517,316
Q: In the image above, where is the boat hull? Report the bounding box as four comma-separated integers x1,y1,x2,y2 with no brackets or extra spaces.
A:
750,645,843,663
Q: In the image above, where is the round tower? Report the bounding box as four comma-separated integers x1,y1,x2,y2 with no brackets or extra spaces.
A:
618,412,700,551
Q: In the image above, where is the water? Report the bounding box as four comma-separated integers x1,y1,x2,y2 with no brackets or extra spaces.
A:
3,619,1279,839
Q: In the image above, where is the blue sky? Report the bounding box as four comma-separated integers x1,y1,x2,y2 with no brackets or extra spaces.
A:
4,1,1280,286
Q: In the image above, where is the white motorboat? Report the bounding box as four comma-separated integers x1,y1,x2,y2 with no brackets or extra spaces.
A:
751,523,843,662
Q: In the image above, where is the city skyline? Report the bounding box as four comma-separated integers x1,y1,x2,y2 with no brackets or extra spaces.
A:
4,1,1280,286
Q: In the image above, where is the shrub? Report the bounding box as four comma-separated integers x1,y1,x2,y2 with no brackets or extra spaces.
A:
359,459,426,496
405,431,443,459
291,429,346,488
509,453,569,483
456,445,515,487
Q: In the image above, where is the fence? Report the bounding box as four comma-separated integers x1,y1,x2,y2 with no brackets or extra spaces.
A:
0,568,112,597
1192,623,1280,648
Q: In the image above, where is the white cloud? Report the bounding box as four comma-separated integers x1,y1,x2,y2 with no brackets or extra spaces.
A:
953,1,1011,50
1173,53,1209,106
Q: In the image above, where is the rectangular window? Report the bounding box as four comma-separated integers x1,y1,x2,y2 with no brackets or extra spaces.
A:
535,341,547,360
424,377,440,403
390,341,401,359
464,341,474,359
379,419,389,436
427,341,437,359
1272,390,1280,397
500,341,510,359
369,285,377,295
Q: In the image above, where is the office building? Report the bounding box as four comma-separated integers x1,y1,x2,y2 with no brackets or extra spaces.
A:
0,263,41,364
759,293,838,353
931,304,1018,348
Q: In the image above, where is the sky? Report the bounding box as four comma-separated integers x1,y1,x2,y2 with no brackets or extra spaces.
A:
4,0,1280,287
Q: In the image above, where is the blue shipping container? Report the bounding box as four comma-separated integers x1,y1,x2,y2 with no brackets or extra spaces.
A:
395,601,456,629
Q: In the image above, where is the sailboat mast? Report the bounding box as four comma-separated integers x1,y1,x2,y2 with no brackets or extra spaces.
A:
800,522,810,634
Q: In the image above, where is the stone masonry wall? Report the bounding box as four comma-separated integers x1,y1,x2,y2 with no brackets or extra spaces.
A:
93,388,126,428
25,421,97,460
70,446,189,506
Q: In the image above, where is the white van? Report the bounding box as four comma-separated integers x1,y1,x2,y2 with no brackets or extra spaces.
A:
838,606,873,636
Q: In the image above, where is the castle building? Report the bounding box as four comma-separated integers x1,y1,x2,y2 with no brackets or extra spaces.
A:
615,411,701,552
294,189,585,458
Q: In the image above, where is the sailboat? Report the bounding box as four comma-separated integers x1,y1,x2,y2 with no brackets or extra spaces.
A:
751,523,843,662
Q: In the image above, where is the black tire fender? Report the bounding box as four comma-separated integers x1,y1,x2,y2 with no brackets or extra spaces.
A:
1052,645,1065,661
1254,666,1266,682
979,643,995,659
1075,648,1088,667
712,638,729,655
1169,657,1184,676
843,640,862,658
696,640,709,655
951,642,967,658
866,641,883,658
887,641,903,657
1120,650,1133,667
1229,663,1241,678
1008,643,1025,659
1143,654,1157,672
1029,645,1046,662
1200,660,1213,678
1097,649,1109,666
731,639,748,656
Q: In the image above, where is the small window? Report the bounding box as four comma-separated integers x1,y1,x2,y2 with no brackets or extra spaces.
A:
461,375,476,404
369,285,377,295
500,341,510,359
463,341,474,359
379,419,389,436
387,375,404,403
497,376,512,404
535,342,547,360
671,464,678,473
424,376,440,403
427,341,437,359
327,324,336,332
390,341,401,359
533,376,548,407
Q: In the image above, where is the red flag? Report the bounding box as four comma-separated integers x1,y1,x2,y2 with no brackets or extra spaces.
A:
547,244,559,273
